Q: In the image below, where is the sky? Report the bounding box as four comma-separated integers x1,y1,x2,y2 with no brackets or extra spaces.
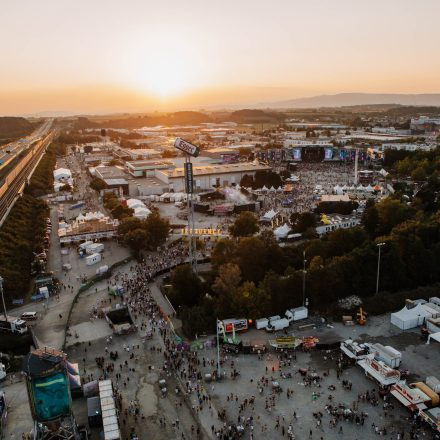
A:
1,0,440,115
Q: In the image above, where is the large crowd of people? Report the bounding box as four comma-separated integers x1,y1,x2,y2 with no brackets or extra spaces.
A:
76,242,438,440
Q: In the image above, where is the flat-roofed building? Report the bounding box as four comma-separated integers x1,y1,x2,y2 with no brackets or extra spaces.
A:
102,178,129,195
125,160,172,177
95,166,126,180
155,162,271,192
116,148,162,161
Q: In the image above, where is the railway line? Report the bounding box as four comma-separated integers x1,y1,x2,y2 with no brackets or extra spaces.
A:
0,130,56,226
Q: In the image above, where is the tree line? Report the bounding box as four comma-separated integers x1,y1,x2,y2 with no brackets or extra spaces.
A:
168,147,440,337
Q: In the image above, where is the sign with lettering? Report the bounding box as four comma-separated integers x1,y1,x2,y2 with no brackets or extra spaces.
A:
174,138,200,157
184,162,194,194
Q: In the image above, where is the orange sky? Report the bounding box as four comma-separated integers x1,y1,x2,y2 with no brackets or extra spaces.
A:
1,0,440,115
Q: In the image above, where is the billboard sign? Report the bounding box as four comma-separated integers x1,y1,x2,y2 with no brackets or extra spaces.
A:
174,138,200,157
184,162,194,194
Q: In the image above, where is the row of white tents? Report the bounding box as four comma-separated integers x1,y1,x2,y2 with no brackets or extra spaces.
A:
391,299,440,330
333,184,381,195
126,199,151,219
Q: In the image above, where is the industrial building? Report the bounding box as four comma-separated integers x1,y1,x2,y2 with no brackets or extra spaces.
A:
154,162,271,192
125,160,172,177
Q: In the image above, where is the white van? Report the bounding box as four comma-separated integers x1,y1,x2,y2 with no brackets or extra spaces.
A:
21,312,38,321
265,318,290,332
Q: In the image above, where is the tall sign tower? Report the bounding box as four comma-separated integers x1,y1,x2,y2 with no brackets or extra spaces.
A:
174,138,199,273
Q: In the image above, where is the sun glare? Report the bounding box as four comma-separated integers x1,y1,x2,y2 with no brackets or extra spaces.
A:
125,35,199,98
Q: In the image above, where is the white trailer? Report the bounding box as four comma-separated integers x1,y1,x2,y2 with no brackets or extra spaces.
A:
265,318,290,332
79,241,94,251
86,253,102,266
86,243,104,254
255,318,269,330
357,355,400,387
370,343,402,368
426,376,440,394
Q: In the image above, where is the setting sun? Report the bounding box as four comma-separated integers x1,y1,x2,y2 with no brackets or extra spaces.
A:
121,32,203,98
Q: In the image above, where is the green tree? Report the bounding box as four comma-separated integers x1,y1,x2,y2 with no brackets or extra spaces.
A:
290,212,316,233
411,166,427,182
144,210,170,250
361,199,379,237
229,211,259,237
376,198,413,236
123,228,148,259
168,265,203,308
90,177,107,191
211,238,237,270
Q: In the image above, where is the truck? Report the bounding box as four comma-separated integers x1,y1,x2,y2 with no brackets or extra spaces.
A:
265,318,290,332
285,306,308,323
0,317,28,334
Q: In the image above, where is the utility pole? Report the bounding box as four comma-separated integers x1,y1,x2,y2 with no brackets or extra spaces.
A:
216,319,221,379
0,276,7,321
302,251,307,307
376,242,385,295
354,148,359,185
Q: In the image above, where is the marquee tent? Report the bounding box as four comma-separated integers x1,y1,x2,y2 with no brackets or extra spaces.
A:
391,303,433,330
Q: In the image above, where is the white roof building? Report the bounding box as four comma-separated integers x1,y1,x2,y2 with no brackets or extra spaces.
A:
53,168,72,182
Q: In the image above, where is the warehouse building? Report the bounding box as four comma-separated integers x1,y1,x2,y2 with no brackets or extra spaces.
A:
155,162,271,192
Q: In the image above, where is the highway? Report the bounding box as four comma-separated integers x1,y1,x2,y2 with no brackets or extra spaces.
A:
0,119,53,170
0,120,56,226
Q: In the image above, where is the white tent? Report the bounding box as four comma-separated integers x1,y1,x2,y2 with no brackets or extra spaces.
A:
365,185,374,193
333,185,343,195
391,303,433,330
53,167,72,181
274,223,290,239
261,185,269,192
276,186,283,192
126,198,145,209
262,209,277,221
380,168,389,177
357,185,365,191
269,186,276,192
342,185,348,191
133,206,151,219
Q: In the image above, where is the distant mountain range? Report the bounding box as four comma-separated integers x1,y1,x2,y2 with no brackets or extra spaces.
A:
263,93,440,109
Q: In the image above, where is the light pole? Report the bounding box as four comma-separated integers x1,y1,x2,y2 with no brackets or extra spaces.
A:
0,276,7,321
302,250,307,307
376,242,385,295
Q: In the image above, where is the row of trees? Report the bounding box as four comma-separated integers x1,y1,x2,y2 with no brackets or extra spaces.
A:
117,211,170,259
0,195,49,303
103,193,133,220
26,142,66,197
240,170,283,189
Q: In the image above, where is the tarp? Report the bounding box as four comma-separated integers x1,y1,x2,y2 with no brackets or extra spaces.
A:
274,223,290,239
391,303,433,330
263,209,277,221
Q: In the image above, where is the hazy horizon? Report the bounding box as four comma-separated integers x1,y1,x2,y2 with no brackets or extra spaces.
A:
2,0,440,115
